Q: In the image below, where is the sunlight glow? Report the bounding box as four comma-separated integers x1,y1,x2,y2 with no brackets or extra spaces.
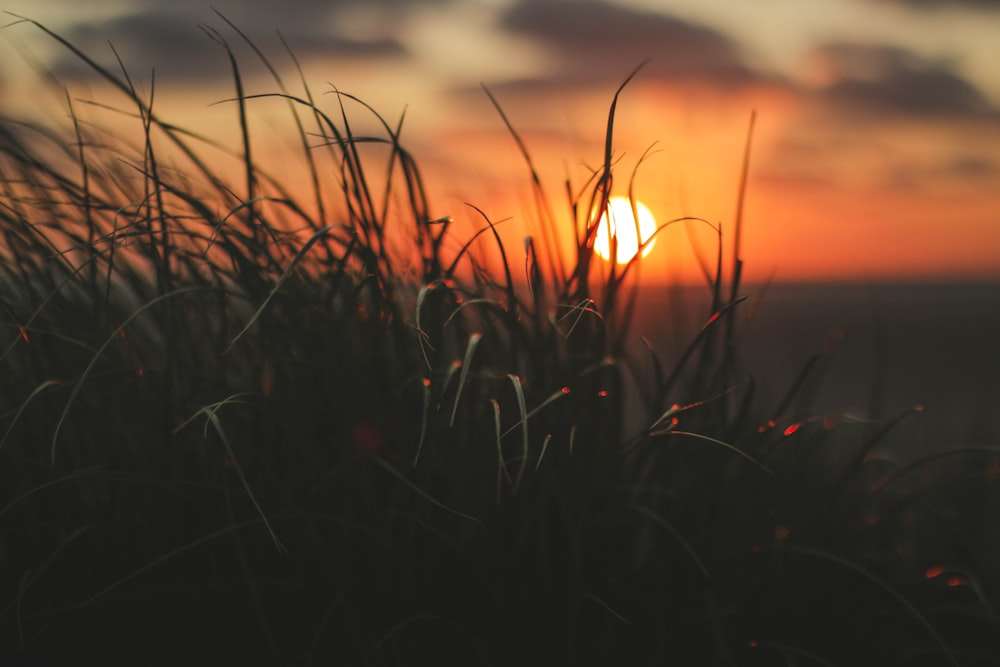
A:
594,196,656,265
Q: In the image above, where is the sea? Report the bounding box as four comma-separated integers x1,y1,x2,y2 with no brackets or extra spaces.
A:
625,281,1000,452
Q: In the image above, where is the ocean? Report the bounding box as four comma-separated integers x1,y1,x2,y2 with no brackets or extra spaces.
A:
626,281,1000,452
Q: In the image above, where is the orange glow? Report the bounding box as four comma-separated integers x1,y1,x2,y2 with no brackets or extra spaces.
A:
6,53,998,287
593,197,657,265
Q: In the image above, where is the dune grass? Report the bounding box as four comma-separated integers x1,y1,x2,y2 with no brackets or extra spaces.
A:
0,15,998,665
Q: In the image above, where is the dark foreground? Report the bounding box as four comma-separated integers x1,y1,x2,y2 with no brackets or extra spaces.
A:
2,280,998,666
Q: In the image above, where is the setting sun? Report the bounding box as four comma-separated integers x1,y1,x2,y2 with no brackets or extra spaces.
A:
594,196,657,265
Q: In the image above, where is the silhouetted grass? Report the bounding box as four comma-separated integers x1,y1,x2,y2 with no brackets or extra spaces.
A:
0,14,997,666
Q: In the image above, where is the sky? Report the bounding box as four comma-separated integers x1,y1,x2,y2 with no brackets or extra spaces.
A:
2,0,999,284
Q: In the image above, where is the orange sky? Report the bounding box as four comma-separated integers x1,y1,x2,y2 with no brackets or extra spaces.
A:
2,0,999,284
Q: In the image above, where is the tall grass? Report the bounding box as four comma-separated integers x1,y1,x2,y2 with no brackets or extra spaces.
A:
1,15,997,665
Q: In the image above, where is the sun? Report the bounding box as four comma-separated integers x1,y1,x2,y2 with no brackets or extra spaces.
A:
593,196,657,265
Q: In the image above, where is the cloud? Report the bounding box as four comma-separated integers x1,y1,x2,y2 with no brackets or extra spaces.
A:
117,0,448,21
495,0,764,90
880,153,1000,191
947,154,1000,178
858,0,1000,9
876,149,1000,194
44,3,414,85
807,43,994,117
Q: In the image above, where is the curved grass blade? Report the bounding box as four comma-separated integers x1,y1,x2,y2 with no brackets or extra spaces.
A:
508,374,530,495
779,544,959,667
50,286,215,465
0,378,62,450
660,296,748,398
0,465,105,521
655,430,775,476
177,394,286,553
367,454,480,523
534,433,552,472
224,224,343,354
628,504,710,580
491,398,510,503
500,386,570,440
412,377,432,468
450,333,482,427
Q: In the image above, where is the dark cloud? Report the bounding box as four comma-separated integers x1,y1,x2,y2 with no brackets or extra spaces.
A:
809,43,994,117
45,3,413,85
882,154,1000,191
118,0,447,21
763,124,1000,192
496,0,763,90
859,0,1000,9
947,154,1000,178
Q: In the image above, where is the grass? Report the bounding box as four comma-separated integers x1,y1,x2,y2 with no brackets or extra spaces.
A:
1,14,998,665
